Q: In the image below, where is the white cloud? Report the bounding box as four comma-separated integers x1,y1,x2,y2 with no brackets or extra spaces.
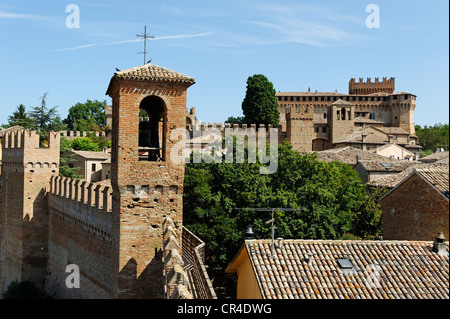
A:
0,10,47,20
53,32,213,52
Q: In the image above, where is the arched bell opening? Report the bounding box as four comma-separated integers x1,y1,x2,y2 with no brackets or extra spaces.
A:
138,96,166,162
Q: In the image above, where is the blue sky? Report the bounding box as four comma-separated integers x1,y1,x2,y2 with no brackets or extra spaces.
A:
0,0,448,127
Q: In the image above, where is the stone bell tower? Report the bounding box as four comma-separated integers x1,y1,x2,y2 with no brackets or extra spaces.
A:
106,63,195,298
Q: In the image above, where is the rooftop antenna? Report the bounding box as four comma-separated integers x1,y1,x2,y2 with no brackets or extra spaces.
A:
136,25,154,65
236,208,297,260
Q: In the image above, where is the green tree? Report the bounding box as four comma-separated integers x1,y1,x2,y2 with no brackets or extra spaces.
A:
225,116,245,125
415,123,449,155
70,137,101,151
59,137,82,178
7,104,36,129
64,100,107,131
2,280,45,299
241,74,280,126
29,92,64,133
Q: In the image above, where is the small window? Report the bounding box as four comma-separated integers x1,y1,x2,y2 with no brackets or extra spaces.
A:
336,258,357,273
323,112,327,119
92,163,97,171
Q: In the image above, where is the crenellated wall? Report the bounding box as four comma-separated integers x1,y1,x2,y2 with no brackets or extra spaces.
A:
44,176,113,298
59,131,108,141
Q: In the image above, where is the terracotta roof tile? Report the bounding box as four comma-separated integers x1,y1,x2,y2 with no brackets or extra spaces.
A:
244,239,449,299
368,162,449,189
114,63,195,84
416,168,449,194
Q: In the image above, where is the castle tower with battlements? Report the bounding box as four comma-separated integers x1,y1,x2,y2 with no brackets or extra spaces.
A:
0,131,60,291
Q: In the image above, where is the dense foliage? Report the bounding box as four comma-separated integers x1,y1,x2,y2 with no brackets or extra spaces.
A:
183,140,383,275
415,123,449,156
63,100,107,131
241,74,280,127
2,94,65,136
2,280,45,299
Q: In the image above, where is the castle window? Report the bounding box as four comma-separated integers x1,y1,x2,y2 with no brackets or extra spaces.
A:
321,96,325,101
359,97,363,101
337,110,340,120
404,94,408,100
92,163,97,172
290,96,294,101
393,95,397,100
347,111,351,120
383,97,387,101
315,97,319,101
296,97,300,101
277,97,281,101
284,97,288,101
303,97,306,101
322,127,327,133
323,112,327,119
315,127,319,133
309,97,312,101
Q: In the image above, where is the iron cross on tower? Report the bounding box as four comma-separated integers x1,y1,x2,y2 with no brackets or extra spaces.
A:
137,25,154,65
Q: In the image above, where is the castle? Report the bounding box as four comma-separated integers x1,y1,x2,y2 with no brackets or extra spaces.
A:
155,76,420,158
276,77,420,155
0,63,216,299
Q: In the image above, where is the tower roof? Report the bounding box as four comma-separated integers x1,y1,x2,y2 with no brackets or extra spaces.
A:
106,63,195,95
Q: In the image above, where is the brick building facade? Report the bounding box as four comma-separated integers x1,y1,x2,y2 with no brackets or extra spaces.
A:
380,169,449,241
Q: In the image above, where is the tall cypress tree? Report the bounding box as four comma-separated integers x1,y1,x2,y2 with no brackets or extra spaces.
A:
241,74,280,127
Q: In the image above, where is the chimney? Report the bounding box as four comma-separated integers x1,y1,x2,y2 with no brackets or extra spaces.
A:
245,227,255,240
432,232,447,256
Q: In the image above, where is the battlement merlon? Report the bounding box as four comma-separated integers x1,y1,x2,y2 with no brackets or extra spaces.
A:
185,122,282,132
349,77,395,95
1,130,60,150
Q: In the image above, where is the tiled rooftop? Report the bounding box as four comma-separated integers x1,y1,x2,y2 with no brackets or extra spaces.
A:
311,146,399,166
70,150,111,160
368,162,449,189
241,239,449,299
420,151,449,162
416,168,449,195
113,63,195,85
356,159,412,172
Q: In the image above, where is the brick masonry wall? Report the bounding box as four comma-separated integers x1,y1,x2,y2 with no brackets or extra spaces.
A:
381,173,449,241
44,176,113,298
